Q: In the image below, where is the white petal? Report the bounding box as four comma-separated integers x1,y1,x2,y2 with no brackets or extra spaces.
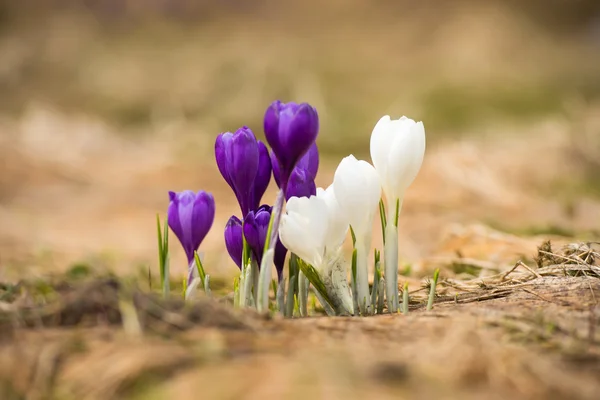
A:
387,119,426,199
280,195,330,267
333,155,381,236
319,184,349,251
370,115,393,184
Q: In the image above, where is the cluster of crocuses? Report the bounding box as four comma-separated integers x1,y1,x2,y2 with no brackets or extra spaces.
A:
163,100,426,316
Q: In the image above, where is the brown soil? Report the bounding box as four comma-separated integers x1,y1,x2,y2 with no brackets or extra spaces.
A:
1,243,599,400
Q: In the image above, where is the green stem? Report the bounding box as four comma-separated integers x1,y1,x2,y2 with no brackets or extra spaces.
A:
298,271,309,317
427,269,440,311
402,281,409,314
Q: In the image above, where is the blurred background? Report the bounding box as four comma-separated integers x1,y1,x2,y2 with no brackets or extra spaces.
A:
1,0,600,281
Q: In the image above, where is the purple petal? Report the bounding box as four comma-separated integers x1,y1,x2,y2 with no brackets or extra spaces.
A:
270,150,281,188
242,207,271,264
295,143,319,180
231,127,259,215
191,191,215,253
225,216,243,269
263,101,319,188
168,190,214,263
251,140,272,211
274,238,288,282
285,169,316,200
215,132,235,191
264,101,283,166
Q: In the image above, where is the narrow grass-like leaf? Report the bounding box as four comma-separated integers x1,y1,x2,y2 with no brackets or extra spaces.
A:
194,251,206,288
394,198,401,227
157,214,164,286
285,275,297,317
162,217,170,297
350,225,357,247
257,249,274,313
294,294,300,317
313,290,336,316
298,271,309,317
296,258,334,312
351,248,359,316
271,279,278,300
379,199,387,244
204,275,212,297
371,260,380,314
233,277,240,308
377,277,385,314
277,277,286,314
427,268,440,311
243,261,254,307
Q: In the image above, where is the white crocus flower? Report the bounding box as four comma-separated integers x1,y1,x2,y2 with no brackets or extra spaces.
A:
370,115,426,312
332,155,381,314
279,185,352,315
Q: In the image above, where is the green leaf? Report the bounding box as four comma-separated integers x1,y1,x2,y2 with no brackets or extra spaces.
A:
379,199,387,243
194,251,206,287
427,268,440,311
295,258,334,311
157,214,164,286
349,225,357,247
351,248,359,316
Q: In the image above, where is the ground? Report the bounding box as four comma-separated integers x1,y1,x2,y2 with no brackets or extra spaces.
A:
1,1,600,399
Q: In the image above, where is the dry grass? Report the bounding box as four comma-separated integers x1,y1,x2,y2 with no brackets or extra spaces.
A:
0,240,599,399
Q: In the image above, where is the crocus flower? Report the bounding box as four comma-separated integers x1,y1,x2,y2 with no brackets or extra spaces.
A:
224,208,288,280
264,101,319,190
224,216,243,269
215,127,272,216
243,205,272,265
279,185,352,314
370,116,425,212
332,155,381,313
272,143,319,200
168,190,215,283
370,115,425,313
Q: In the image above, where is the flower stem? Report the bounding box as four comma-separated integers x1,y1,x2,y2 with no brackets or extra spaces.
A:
285,275,297,317
257,248,274,313
243,261,254,307
298,271,309,317
427,269,440,311
258,189,285,313
276,277,286,314
384,199,403,313
354,239,371,315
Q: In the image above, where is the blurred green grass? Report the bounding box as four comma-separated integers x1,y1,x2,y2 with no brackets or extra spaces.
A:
1,0,600,157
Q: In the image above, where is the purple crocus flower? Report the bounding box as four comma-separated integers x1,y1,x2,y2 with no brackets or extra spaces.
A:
274,238,288,282
224,216,243,269
168,190,215,283
243,205,271,265
224,205,288,280
264,101,319,190
215,127,271,216
272,142,319,200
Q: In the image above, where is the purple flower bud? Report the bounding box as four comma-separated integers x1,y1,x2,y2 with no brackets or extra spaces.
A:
285,168,317,200
274,237,288,282
216,127,271,216
251,141,272,212
242,205,272,265
168,190,215,264
272,142,319,189
224,215,243,269
264,101,319,189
